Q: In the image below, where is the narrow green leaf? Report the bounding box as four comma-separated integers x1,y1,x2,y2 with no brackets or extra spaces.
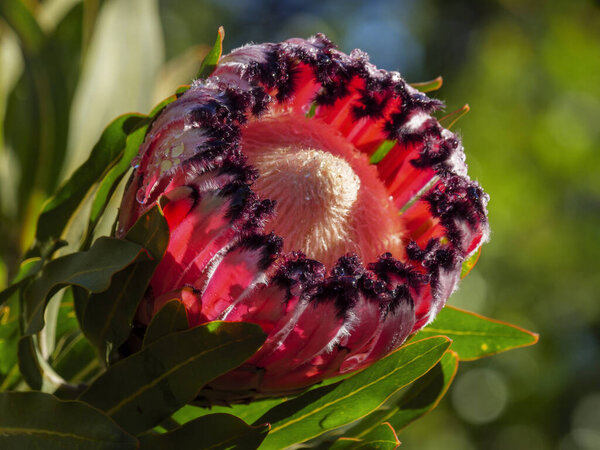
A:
346,350,459,440
331,423,400,449
17,336,42,390
387,350,458,431
196,26,224,79
369,140,396,164
143,300,189,348
52,331,99,385
139,413,268,450
410,76,443,93
172,397,287,427
416,306,539,360
82,205,169,361
460,247,481,279
439,104,470,129
255,336,451,449
23,237,146,335
148,92,180,118
79,322,266,435
0,391,138,449
0,0,44,54
34,113,148,246
83,121,150,248
0,257,43,307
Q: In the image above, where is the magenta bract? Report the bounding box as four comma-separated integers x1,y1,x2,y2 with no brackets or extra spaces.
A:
117,34,489,403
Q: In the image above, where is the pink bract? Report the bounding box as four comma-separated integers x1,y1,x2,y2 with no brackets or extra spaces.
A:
117,34,489,403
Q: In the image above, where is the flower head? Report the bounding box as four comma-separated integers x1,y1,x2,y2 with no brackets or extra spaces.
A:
117,34,489,403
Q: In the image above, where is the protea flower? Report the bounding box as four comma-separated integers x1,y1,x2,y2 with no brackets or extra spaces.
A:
117,34,489,404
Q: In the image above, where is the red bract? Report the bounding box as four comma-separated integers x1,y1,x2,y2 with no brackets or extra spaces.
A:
117,34,489,403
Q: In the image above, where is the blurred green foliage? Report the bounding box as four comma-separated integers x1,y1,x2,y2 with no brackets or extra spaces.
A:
0,0,598,448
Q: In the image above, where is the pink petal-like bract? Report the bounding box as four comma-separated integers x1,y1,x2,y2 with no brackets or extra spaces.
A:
117,34,489,404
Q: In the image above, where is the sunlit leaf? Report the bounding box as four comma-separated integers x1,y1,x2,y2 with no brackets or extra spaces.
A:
196,26,224,79
0,391,138,449
142,299,189,348
410,76,443,93
33,113,148,247
139,413,268,450
345,351,458,441
23,237,146,335
439,104,470,129
460,247,481,279
79,322,266,435
255,336,450,449
331,422,400,449
369,140,396,164
83,120,150,249
416,306,538,360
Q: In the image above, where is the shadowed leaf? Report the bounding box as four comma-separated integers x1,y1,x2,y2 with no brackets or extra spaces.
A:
23,237,146,335
143,299,189,348
0,391,137,449
139,413,268,450
79,322,265,435
82,205,169,361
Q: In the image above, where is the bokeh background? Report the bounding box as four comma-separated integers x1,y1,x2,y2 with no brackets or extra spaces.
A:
1,0,599,448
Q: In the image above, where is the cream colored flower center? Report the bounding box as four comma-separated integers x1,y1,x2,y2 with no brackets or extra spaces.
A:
242,113,405,268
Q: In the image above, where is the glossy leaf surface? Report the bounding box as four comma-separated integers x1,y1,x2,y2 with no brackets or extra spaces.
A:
255,336,450,449
417,306,538,360
80,322,265,435
196,26,224,79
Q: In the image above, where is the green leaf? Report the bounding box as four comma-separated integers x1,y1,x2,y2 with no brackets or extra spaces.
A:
33,113,148,247
23,237,146,335
409,76,443,93
172,397,287,427
82,205,169,361
345,350,459,440
255,336,451,449
79,322,266,435
386,350,458,431
439,104,470,129
0,257,43,308
369,140,396,164
83,121,150,249
143,299,189,348
415,306,539,360
138,413,268,450
17,336,42,390
52,331,99,385
196,26,224,79
0,391,138,449
330,423,400,449
460,247,481,279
